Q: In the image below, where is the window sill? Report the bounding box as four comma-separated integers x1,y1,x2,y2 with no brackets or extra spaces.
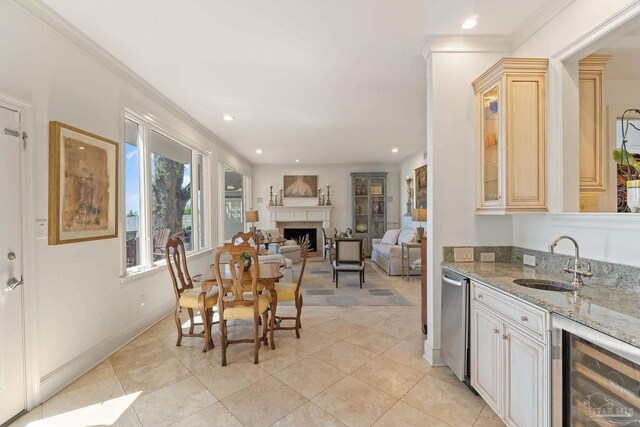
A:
119,248,214,286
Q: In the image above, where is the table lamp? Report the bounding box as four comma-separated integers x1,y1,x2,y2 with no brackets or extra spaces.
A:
245,210,259,233
412,208,427,241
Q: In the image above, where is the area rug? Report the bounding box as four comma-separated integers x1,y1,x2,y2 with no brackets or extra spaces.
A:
283,258,411,306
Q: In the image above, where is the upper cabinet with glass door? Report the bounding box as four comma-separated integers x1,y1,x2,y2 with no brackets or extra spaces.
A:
473,58,549,213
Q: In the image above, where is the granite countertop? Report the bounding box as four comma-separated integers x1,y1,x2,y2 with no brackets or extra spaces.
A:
442,261,640,348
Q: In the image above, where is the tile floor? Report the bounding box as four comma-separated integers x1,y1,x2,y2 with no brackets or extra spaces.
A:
10,260,504,427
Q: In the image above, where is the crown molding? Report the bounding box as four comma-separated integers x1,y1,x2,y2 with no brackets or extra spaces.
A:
510,0,575,51
420,35,511,58
552,1,640,60
10,0,252,167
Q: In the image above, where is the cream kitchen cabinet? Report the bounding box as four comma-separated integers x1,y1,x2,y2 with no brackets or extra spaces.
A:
472,58,548,213
470,281,549,427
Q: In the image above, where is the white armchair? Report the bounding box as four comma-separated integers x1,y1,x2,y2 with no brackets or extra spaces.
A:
262,228,302,264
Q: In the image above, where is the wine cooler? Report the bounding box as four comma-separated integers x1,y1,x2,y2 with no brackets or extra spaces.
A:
552,315,640,426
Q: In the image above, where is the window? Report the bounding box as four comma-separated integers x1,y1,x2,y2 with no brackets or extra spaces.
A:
223,165,244,241
124,114,209,272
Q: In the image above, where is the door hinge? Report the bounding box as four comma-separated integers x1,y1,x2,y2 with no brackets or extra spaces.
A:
22,132,28,150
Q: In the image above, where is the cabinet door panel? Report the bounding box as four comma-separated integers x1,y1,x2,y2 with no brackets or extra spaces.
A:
503,324,545,427
471,303,501,413
506,75,546,208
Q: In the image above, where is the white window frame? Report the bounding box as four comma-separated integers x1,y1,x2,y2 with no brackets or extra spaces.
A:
123,110,211,276
218,162,248,244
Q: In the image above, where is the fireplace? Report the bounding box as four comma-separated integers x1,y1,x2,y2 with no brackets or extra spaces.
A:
283,227,318,252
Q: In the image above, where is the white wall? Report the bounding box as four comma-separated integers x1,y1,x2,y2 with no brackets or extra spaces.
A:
399,150,427,228
0,1,251,402
251,164,401,232
508,0,640,266
424,51,513,364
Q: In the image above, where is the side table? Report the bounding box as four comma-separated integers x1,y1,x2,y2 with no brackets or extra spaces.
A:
401,242,422,281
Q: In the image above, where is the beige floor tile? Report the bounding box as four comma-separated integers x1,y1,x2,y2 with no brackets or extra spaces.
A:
373,401,448,427
343,330,400,355
127,330,162,349
109,342,174,377
42,377,141,426
272,401,346,427
313,318,365,339
61,359,117,394
339,309,391,328
168,402,242,427
133,376,216,427
8,406,42,427
428,366,467,389
381,340,431,374
369,318,417,339
193,356,270,400
280,328,339,354
241,341,308,374
312,376,397,427
298,312,333,328
401,376,484,427
473,405,505,427
352,356,425,398
117,357,192,396
313,341,376,373
222,376,306,427
274,356,347,399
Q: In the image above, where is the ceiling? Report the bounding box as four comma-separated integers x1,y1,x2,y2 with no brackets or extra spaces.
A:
39,0,553,165
595,23,640,81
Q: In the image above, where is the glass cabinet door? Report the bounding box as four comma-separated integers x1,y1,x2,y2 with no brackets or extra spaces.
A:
370,177,385,238
354,178,369,234
482,85,500,203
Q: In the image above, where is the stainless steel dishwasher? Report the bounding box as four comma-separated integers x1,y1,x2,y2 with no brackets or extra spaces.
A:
441,268,475,392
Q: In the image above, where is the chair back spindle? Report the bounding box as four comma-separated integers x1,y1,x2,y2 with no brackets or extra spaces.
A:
165,236,193,302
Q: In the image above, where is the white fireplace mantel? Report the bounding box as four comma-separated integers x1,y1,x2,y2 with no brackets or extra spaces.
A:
266,206,333,228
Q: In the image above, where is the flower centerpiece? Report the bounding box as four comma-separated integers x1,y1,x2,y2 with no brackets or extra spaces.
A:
613,108,640,212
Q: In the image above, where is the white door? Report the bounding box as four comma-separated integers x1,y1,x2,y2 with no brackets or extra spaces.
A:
470,303,502,415
502,324,545,427
0,105,26,424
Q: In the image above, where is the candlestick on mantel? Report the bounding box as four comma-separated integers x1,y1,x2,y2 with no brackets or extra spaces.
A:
317,189,322,206
326,185,332,206
278,189,284,206
268,185,274,206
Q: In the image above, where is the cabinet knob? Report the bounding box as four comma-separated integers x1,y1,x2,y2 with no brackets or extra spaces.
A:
520,316,528,322
502,334,509,340
493,329,499,334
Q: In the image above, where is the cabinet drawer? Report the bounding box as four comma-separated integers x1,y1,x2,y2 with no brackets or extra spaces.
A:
472,281,547,341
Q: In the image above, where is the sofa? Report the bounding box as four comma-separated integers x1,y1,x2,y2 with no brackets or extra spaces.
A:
262,228,302,264
371,228,421,276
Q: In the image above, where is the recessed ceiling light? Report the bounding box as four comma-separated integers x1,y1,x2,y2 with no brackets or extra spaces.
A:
462,17,477,29
391,148,399,153
223,115,234,121
295,159,299,162
256,149,262,154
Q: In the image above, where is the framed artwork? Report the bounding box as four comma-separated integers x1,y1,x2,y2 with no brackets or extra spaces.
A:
415,164,427,209
283,175,318,197
48,121,118,244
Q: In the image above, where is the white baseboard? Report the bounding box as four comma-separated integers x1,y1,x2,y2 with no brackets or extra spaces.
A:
39,301,173,403
423,340,445,367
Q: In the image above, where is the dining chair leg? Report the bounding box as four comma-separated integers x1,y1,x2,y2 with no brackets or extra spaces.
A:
359,271,363,289
335,272,339,288
295,298,302,339
174,307,183,346
298,295,304,330
187,308,195,334
206,308,215,349
253,315,260,364
261,311,268,347
220,319,228,366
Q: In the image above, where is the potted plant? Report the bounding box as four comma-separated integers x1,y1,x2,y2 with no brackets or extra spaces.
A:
239,252,252,271
613,108,640,212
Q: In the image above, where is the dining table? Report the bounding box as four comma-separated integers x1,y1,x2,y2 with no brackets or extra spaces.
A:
192,262,283,353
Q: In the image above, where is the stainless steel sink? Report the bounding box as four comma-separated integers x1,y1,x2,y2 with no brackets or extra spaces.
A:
513,279,573,292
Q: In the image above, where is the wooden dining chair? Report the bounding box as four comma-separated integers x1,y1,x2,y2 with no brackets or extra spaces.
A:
165,236,218,352
213,243,269,366
267,235,310,338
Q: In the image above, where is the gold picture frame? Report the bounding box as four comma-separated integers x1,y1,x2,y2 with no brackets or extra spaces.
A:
48,121,118,244
415,164,427,209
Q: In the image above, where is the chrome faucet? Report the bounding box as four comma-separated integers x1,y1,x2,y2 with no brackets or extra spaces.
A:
549,235,592,288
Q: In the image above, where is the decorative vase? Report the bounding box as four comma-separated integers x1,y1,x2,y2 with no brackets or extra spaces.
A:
243,258,252,271
627,180,640,213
